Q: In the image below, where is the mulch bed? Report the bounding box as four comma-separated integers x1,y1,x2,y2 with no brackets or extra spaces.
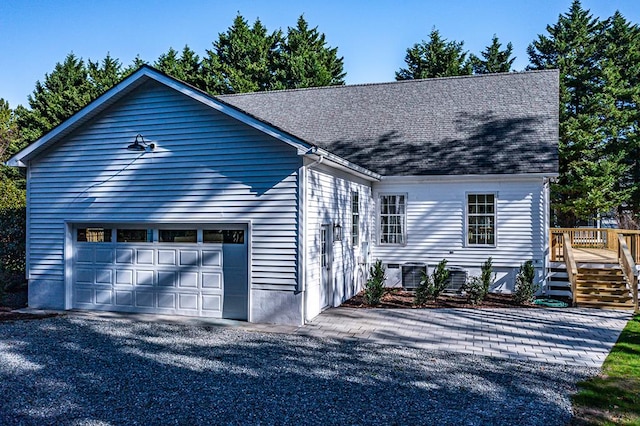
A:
341,288,538,309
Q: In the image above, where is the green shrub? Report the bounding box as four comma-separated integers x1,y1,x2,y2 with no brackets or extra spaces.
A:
513,260,538,304
0,178,27,299
415,259,449,305
464,276,487,305
364,259,386,306
480,257,495,295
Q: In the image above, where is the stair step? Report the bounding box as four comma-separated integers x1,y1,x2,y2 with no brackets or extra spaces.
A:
577,269,623,276
546,289,572,298
576,300,635,310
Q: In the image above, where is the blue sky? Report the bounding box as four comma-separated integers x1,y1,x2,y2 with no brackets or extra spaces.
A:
1,0,639,108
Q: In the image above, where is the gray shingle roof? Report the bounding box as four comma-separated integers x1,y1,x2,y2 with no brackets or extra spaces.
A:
218,70,559,176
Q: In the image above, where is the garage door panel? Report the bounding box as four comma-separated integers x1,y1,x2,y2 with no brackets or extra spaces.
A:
202,251,221,267
135,291,155,307
95,289,113,305
96,269,112,284
202,272,221,288
158,271,177,287
76,288,93,304
158,250,176,265
116,249,134,264
180,250,198,266
116,269,133,285
95,249,114,264
158,293,176,309
202,295,221,311
137,249,154,265
115,291,133,306
179,271,198,288
73,228,245,319
136,270,154,286
179,294,198,310
76,268,94,283
77,249,94,263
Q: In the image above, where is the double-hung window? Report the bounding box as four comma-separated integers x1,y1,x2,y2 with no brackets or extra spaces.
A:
351,192,359,246
467,193,496,246
379,194,406,245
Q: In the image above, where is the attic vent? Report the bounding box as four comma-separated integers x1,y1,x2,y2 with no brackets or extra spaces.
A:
443,266,468,294
402,263,426,289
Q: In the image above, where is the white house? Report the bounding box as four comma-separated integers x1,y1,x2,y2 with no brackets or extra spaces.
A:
7,66,559,325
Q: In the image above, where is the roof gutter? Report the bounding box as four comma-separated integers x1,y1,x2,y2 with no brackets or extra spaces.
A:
304,146,381,182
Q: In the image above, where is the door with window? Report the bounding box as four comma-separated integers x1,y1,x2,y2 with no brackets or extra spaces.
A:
320,225,333,309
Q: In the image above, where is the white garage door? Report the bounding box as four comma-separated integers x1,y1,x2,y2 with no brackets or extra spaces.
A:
72,226,248,319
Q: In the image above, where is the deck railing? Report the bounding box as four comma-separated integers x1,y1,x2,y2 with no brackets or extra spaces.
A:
550,228,640,262
617,234,639,313
563,233,579,307
550,228,639,312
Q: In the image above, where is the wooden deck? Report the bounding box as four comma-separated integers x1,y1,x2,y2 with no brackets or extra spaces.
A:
573,248,619,264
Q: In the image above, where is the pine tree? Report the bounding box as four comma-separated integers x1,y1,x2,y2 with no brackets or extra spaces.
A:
202,14,282,94
396,28,472,80
526,0,631,226
470,35,515,74
88,53,125,98
275,15,345,89
598,12,640,226
16,53,94,142
155,45,205,89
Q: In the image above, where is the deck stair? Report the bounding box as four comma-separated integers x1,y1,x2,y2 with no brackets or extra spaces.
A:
574,263,634,309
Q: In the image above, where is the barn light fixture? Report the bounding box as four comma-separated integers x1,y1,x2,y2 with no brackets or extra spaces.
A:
127,134,155,152
333,223,342,242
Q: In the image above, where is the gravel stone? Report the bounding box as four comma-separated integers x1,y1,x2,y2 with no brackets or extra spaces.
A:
0,316,595,425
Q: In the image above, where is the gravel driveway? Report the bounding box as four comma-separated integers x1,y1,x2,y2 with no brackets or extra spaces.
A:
1,315,595,425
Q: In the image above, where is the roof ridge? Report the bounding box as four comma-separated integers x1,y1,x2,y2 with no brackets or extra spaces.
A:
217,69,559,98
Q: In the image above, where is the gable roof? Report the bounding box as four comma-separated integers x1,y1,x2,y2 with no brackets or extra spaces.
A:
219,70,559,176
6,66,313,167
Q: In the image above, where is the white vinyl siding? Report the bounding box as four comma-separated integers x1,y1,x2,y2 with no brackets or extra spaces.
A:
26,80,301,309
372,178,546,268
305,163,373,319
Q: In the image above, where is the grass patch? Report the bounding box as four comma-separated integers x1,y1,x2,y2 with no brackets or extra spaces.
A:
572,314,640,425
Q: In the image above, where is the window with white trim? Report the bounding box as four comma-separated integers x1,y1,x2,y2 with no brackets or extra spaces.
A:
379,194,406,245
351,192,359,246
467,193,496,246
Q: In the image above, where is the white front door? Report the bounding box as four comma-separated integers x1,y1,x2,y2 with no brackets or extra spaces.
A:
320,225,333,309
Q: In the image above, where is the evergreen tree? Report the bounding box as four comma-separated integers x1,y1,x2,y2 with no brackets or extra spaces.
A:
470,35,515,74
526,0,631,226
202,14,282,94
396,28,472,80
88,53,125,97
275,15,345,89
598,12,640,225
155,45,205,89
16,53,94,143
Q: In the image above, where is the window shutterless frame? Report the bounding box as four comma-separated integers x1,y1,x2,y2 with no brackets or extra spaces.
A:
377,193,407,246
465,192,497,247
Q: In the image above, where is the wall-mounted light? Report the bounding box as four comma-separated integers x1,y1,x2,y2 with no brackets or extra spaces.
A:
333,223,342,242
127,134,155,152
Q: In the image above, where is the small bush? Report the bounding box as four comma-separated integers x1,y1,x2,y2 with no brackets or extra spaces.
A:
464,276,487,305
415,259,449,305
0,178,27,300
480,257,495,295
514,260,538,304
364,259,386,306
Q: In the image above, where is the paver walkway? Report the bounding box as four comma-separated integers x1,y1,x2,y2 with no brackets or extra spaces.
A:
294,307,631,368
51,306,631,368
